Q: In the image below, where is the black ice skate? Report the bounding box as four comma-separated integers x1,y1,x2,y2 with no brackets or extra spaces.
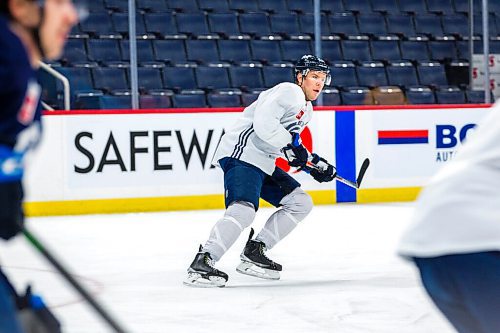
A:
184,245,228,288
236,228,282,280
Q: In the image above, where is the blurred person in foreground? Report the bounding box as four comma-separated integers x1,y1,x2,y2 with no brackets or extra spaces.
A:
0,0,77,331
398,102,500,333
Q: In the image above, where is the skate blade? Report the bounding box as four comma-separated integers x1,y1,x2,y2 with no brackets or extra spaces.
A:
183,272,226,288
236,261,280,280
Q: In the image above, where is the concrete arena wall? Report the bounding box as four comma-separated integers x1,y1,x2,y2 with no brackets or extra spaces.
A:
24,104,492,216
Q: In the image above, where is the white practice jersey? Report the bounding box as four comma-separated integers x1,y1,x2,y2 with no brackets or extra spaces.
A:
398,102,500,258
212,82,312,175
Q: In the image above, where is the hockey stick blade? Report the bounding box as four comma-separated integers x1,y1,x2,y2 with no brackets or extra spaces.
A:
355,158,370,188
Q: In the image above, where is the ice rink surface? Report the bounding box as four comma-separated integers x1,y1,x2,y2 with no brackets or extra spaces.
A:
0,203,456,333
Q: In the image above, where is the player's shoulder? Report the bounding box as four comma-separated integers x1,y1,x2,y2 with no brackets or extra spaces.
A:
273,82,305,102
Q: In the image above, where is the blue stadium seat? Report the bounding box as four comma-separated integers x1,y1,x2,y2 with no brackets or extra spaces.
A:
371,40,401,62
329,12,359,37
218,40,252,64
281,40,313,62
343,0,372,13
428,40,458,61
299,13,330,36
137,0,170,13
137,67,164,92
435,87,466,104
417,61,448,87
371,0,399,14
320,0,344,14
414,14,446,38
163,67,198,91
454,0,481,14
341,87,372,105
229,66,264,91
144,13,186,39
239,13,273,37
262,66,294,87
241,92,260,106
176,13,217,38
100,95,132,109
270,13,302,37
195,67,232,90
74,92,104,109
208,13,246,38
139,92,172,109
207,92,242,107
321,88,341,105
341,40,371,62
258,0,288,13
172,93,207,108
386,61,419,87
198,0,230,12
386,14,417,38
427,0,455,14
92,67,129,93
61,39,88,64
399,0,428,14
122,40,155,64
105,0,129,12
112,12,151,37
286,0,313,14
229,0,259,12
87,39,122,64
80,12,120,38
250,40,283,64
356,61,388,88
322,39,343,63
168,0,199,12
465,90,492,103
57,67,98,98
473,14,498,37
153,40,188,64
357,13,388,37
406,86,436,104
87,0,107,12
400,40,430,62
330,61,358,87
185,40,221,64
442,14,468,38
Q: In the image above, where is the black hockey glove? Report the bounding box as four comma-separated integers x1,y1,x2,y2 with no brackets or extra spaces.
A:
308,153,336,183
0,181,24,240
282,133,309,168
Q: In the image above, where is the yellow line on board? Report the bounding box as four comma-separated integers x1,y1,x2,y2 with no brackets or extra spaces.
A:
357,187,422,203
24,190,338,217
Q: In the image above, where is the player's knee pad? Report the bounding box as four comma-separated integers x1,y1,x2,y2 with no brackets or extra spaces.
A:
224,201,256,231
279,187,313,222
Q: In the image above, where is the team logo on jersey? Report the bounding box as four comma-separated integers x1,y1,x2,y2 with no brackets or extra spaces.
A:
18,80,41,125
296,109,305,120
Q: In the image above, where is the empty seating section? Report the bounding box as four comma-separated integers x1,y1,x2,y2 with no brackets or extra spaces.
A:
50,0,497,109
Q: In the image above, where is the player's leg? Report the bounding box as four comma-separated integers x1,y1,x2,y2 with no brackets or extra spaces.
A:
184,158,265,287
414,252,500,333
237,168,313,280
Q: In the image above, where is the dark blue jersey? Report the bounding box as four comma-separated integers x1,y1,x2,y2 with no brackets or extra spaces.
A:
0,15,42,182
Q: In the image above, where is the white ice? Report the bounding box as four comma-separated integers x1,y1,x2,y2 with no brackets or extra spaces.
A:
0,203,456,333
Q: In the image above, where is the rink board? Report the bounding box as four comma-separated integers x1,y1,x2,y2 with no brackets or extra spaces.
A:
24,104,491,215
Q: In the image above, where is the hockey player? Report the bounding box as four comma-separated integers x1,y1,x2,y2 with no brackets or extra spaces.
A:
398,102,500,333
0,0,77,331
184,55,337,287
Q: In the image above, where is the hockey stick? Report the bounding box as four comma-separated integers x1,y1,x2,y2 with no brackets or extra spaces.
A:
303,157,370,189
23,227,130,333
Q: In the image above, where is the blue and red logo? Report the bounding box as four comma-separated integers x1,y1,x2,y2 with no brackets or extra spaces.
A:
377,130,429,145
